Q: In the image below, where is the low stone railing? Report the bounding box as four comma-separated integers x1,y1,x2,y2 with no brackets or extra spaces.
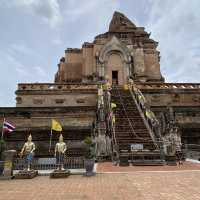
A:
17,82,200,91
136,83,200,90
17,83,98,91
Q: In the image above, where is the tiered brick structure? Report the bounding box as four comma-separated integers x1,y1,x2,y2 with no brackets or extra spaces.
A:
0,11,200,157
55,11,163,85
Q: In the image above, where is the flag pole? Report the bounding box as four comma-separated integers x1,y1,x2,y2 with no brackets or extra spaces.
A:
49,128,53,152
1,117,5,140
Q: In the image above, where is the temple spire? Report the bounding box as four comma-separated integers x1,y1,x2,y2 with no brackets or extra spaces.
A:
109,11,136,32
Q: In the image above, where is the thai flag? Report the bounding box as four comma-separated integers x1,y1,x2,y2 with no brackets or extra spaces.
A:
3,121,16,133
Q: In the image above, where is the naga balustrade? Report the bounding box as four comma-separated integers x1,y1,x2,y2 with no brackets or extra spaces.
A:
103,89,118,158
128,84,165,157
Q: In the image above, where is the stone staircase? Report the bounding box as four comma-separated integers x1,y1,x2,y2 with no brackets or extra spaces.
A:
111,87,164,165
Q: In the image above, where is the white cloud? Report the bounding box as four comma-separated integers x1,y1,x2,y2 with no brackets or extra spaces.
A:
1,51,30,77
0,50,47,79
146,0,200,82
2,0,62,28
0,50,30,106
60,0,119,47
15,65,30,77
34,66,46,77
0,0,199,108
9,43,34,56
63,0,119,23
52,38,62,46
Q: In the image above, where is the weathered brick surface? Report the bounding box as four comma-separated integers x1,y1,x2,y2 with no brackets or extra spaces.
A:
0,169,200,200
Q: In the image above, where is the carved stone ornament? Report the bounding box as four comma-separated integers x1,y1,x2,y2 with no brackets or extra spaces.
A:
98,36,131,64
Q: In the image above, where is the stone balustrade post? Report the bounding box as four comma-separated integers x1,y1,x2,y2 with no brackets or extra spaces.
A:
1,150,16,179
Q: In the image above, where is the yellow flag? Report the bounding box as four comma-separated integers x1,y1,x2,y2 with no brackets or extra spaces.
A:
51,119,62,131
123,84,129,90
111,103,117,109
112,115,115,123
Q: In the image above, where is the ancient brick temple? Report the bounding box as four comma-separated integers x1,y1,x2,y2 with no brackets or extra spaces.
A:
0,11,200,158
55,11,163,85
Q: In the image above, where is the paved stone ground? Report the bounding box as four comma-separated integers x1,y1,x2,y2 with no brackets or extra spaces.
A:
0,170,200,200
97,161,200,172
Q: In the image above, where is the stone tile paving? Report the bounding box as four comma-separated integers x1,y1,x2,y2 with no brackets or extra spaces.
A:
0,169,200,200
97,161,200,172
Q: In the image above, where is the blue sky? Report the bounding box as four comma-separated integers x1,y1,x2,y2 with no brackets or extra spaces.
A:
0,0,200,107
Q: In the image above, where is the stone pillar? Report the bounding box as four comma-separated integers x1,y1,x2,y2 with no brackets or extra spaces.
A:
98,63,103,78
124,62,132,83
128,63,132,77
132,48,145,76
102,65,105,78
1,150,16,179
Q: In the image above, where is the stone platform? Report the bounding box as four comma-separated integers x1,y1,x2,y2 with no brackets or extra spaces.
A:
0,175,14,180
96,161,200,172
14,170,38,179
165,155,177,166
50,169,70,178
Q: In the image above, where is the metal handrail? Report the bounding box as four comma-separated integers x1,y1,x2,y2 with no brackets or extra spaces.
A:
13,157,84,170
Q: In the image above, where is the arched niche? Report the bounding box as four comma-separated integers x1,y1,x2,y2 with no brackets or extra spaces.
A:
97,36,132,85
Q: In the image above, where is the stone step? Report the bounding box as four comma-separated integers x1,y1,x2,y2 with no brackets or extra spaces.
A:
118,141,154,146
115,126,147,130
115,130,149,134
111,88,156,153
115,119,144,123
115,114,142,117
118,146,156,151
116,135,151,139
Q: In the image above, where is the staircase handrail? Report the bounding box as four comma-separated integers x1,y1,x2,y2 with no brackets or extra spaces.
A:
96,84,119,159
128,83,162,148
103,89,118,149
112,85,161,144
114,86,144,141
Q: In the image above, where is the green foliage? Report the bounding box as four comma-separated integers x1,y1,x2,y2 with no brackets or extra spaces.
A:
84,136,92,146
83,137,95,159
